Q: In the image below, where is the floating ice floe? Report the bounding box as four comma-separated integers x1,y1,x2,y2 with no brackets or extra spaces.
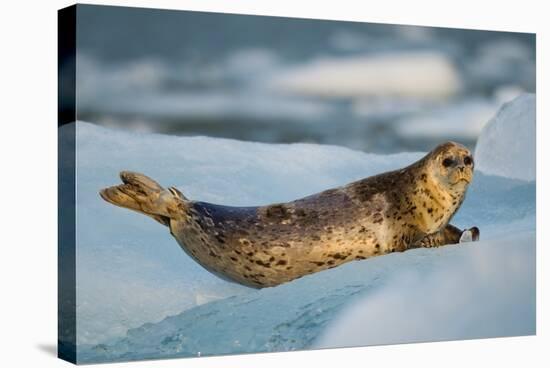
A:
70,92,535,362
267,51,462,100
389,88,526,142
394,98,501,140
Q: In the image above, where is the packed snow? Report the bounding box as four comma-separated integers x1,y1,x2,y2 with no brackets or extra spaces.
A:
69,94,535,363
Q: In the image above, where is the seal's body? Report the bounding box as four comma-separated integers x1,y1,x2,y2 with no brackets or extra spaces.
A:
100,141,479,288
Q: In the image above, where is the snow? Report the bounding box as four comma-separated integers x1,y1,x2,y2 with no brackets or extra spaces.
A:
475,94,536,181
69,92,535,362
267,51,462,100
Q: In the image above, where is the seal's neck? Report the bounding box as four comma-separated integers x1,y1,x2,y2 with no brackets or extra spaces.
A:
411,169,466,235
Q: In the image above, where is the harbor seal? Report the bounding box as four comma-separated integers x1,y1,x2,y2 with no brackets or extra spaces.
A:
100,141,479,288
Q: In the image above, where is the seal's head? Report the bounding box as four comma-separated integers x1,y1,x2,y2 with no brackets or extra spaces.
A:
425,141,474,192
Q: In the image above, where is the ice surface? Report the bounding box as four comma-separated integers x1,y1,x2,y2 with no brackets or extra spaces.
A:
80,226,535,363
71,97,535,362
315,230,535,349
475,94,535,181
77,165,535,363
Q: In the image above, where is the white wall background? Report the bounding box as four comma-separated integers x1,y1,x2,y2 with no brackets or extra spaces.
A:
0,0,547,367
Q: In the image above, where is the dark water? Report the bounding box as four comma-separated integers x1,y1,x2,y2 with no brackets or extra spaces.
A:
73,4,535,153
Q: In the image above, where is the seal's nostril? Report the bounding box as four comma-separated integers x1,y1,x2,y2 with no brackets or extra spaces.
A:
464,156,473,166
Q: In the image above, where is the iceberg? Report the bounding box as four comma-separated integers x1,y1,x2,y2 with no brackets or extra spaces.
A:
474,94,535,181
71,93,535,363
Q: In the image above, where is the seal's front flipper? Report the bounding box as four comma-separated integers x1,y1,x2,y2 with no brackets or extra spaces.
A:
99,171,188,226
415,224,480,248
459,226,480,243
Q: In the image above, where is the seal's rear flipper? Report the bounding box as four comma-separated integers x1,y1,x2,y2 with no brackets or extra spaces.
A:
99,171,188,226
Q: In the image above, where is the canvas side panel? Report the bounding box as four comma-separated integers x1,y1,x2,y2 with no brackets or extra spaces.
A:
58,4,77,364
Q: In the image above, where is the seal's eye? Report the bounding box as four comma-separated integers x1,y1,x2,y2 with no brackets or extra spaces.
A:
464,156,473,166
442,158,454,167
